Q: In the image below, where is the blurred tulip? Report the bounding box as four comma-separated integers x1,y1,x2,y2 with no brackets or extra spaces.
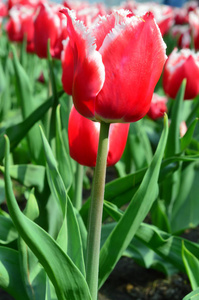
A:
7,0,45,10
0,1,8,17
180,120,187,137
189,8,199,50
34,3,67,59
6,5,35,52
147,93,168,120
68,106,130,167
163,48,199,100
171,25,191,48
61,9,166,123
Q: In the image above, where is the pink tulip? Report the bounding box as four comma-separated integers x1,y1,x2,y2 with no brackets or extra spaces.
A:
61,9,166,123
68,106,129,167
163,48,199,100
147,93,168,120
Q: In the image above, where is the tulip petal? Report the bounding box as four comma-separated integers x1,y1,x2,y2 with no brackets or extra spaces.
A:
61,8,105,119
95,12,167,123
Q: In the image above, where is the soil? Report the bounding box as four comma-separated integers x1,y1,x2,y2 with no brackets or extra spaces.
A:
99,257,191,300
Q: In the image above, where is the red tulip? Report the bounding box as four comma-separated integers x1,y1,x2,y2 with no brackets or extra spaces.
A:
68,106,130,167
171,25,191,49
61,9,166,123
147,93,168,120
7,0,45,10
6,5,35,52
34,3,67,59
163,48,199,100
0,1,8,17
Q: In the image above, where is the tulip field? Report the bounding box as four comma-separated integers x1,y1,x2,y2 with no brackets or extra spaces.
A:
1,0,199,299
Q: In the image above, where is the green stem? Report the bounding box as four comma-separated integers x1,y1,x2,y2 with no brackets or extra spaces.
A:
86,121,110,300
74,163,84,210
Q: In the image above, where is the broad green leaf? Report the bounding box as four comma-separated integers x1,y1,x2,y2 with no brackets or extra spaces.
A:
165,79,186,157
101,222,177,276
98,115,168,288
12,45,43,164
182,242,199,290
171,161,199,233
40,128,86,276
80,154,197,224
18,189,47,300
0,215,18,244
0,247,29,300
181,119,198,152
56,105,73,191
4,135,92,300
0,164,46,193
183,288,199,300
163,80,186,216
0,92,61,162
103,201,199,275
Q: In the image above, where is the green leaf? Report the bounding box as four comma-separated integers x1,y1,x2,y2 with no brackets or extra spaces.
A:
56,105,73,191
0,164,46,193
40,127,86,276
183,288,199,300
182,242,199,290
98,115,168,288
171,161,199,233
181,118,198,152
0,247,29,300
0,215,18,244
0,92,61,162
12,45,43,163
18,189,47,300
4,135,91,300
165,79,186,157
103,201,199,276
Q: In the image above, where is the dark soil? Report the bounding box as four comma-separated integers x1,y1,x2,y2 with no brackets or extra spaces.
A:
99,257,191,300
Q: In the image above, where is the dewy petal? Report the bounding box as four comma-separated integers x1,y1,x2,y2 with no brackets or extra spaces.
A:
61,8,105,119
95,12,167,123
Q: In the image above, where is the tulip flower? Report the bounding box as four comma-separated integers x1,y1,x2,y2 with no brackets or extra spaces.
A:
163,48,199,100
171,25,191,49
68,106,129,167
147,93,168,120
6,5,35,52
61,9,167,123
34,3,67,59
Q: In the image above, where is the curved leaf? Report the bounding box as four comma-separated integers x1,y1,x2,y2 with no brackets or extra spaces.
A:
4,135,91,300
98,115,168,288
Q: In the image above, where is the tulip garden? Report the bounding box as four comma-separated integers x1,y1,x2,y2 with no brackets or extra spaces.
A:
1,0,199,299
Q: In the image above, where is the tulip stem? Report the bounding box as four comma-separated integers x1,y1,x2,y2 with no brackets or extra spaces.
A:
74,163,84,210
86,121,110,300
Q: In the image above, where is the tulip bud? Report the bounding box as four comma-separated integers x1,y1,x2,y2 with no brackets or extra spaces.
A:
68,106,129,167
147,93,168,120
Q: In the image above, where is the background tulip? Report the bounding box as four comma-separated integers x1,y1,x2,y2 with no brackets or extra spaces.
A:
34,3,67,59
61,9,167,123
147,93,168,120
6,5,35,52
68,106,129,167
163,48,199,100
